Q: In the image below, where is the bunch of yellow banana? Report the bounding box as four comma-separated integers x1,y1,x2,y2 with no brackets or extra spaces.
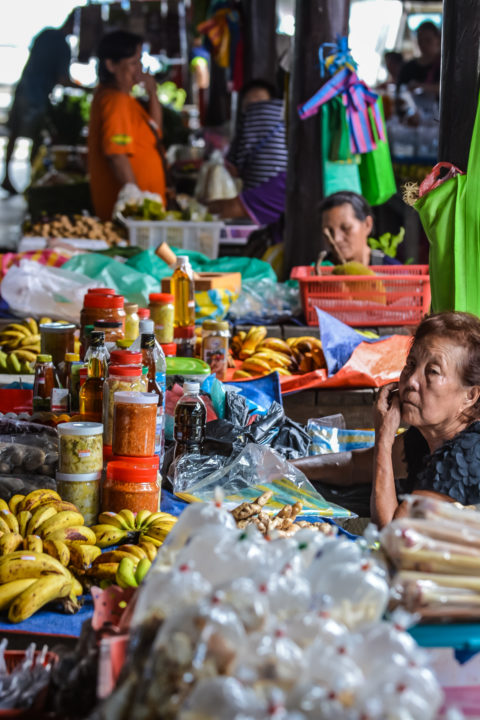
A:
0,489,95,563
91,509,177,549
232,331,326,379
0,317,51,374
0,548,83,623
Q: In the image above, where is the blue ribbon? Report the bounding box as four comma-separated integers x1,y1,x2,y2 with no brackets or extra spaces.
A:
319,35,358,77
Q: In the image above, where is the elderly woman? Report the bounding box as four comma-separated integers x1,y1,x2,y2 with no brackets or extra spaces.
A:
372,311,480,527
88,30,166,220
320,191,400,266
293,311,480,528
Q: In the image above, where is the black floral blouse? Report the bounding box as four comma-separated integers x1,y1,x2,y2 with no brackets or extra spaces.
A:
402,422,480,505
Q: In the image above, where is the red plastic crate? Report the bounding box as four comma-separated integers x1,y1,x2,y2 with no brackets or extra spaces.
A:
290,265,431,327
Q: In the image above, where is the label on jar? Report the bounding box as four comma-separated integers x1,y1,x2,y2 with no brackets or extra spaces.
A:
51,388,69,413
77,450,91,458
202,335,228,379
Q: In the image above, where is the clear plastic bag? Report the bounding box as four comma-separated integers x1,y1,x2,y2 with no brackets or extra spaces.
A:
0,434,58,477
227,279,302,325
194,150,238,202
172,443,354,519
1,259,100,323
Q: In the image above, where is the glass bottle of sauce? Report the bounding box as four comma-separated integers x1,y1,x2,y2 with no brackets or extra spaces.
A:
141,333,165,461
33,354,56,413
79,331,108,421
173,381,206,459
172,255,195,327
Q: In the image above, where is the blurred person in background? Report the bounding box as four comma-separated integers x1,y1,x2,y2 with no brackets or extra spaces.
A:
88,30,166,221
397,21,441,97
1,12,75,195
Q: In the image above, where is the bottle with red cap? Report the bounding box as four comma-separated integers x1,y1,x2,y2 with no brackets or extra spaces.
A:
149,292,174,344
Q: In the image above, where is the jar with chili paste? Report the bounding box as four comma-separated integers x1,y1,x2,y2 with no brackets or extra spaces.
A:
102,459,160,513
80,293,125,354
112,391,158,457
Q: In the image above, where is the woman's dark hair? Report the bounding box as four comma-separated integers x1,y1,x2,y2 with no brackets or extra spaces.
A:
97,30,143,84
319,191,373,222
414,312,480,412
239,78,278,102
416,21,441,38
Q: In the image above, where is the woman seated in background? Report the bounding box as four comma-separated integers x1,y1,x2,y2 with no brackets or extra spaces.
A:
294,312,480,528
319,191,400,266
88,30,166,220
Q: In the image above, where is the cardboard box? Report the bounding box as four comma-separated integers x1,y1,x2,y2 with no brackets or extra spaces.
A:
161,272,242,295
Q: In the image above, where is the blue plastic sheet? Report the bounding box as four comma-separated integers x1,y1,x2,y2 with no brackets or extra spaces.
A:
316,308,384,376
224,371,282,414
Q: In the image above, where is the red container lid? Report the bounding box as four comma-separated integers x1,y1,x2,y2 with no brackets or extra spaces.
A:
88,288,115,295
160,342,177,356
109,350,142,365
108,365,142,377
174,326,195,339
104,446,159,469
149,293,174,303
138,308,150,319
106,460,158,484
83,293,124,309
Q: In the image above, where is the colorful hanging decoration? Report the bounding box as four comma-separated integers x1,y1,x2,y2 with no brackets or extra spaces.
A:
298,38,385,155
197,1,240,70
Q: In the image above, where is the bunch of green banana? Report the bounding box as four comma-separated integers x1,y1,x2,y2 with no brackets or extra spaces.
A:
91,509,177,549
86,541,156,585
0,317,51,374
0,549,83,622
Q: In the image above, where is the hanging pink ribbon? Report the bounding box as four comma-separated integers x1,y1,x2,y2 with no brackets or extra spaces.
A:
298,66,385,155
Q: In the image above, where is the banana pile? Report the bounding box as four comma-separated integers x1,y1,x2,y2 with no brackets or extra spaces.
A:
0,489,89,622
88,510,176,586
231,327,326,379
0,317,50,374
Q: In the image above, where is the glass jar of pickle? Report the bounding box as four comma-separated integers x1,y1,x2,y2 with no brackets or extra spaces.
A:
201,320,230,381
124,302,140,343
103,366,146,446
39,322,76,369
149,293,174,344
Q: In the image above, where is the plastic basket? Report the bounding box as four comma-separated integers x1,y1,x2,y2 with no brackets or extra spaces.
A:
125,219,224,259
0,650,58,718
291,265,431,327
219,224,259,246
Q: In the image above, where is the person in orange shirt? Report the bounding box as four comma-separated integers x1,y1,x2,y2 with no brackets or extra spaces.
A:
88,30,166,220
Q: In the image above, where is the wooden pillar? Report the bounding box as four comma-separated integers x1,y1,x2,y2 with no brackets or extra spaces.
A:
242,0,277,86
284,0,350,275
438,0,480,170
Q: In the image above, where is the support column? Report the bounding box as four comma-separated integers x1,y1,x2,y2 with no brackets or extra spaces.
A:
284,0,350,275
242,0,277,86
438,0,480,170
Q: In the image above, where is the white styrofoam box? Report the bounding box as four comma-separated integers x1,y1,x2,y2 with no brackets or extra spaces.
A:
125,220,224,259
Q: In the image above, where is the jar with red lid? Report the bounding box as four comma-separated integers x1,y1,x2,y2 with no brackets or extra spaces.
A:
109,350,143,367
88,288,115,295
102,459,160,513
80,293,125,355
149,293,174,344
173,326,195,357
112,391,158,457
138,308,150,320
103,366,147,446
160,342,177,357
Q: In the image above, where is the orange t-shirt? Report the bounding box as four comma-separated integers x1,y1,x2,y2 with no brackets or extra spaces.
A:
88,86,166,220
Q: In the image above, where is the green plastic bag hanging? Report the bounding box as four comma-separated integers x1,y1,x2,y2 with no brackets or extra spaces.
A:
358,98,396,206
321,104,362,197
414,93,480,314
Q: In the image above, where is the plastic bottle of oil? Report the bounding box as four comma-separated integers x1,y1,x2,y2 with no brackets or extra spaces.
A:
79,331,108,421
173,381,206,459
172,255,195,327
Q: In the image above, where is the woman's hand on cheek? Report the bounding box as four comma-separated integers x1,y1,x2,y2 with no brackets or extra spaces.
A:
374,382,401,443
